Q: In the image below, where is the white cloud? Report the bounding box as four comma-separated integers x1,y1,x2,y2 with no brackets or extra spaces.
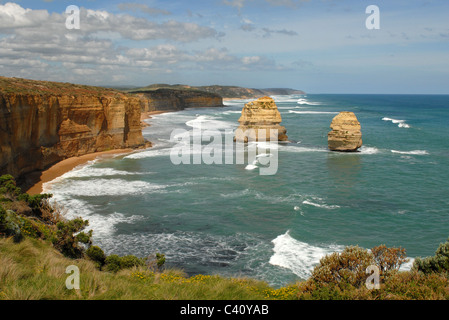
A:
117,3,171,16
0,3,282,85
0,2,49,30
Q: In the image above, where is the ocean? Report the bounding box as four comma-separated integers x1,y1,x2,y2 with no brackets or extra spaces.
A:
43,94,449,288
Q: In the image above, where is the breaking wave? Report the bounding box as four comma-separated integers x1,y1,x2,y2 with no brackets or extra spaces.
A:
269,231,343,280
289,110,337,115
382,117,410,128
391,150,429,155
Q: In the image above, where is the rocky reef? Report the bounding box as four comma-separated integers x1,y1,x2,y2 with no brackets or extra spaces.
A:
234,96,288,142
328,111,363,152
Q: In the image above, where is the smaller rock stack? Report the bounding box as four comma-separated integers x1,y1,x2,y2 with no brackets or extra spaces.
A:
328,111,362,152
234,96,288,143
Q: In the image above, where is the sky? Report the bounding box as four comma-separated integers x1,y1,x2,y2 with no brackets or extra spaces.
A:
0,0,448,93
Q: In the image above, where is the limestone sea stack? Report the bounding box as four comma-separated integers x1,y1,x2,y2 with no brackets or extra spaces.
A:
328,111,362,152
234,96,288,143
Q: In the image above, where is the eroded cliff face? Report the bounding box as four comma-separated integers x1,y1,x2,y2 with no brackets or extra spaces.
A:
234,96,288,142
0,77,225,182
0,77,147,179
134,88,224,113
328,111,363,152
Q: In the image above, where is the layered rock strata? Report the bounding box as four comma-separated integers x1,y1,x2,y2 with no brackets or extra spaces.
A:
234,96,288,142
0,77,147,179
328,111,363,152
133,88,224,113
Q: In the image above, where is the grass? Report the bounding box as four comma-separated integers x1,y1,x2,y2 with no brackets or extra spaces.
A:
0,237,284,300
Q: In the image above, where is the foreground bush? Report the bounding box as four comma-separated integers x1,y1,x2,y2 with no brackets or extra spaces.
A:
297,244,414,300
413,238,449,274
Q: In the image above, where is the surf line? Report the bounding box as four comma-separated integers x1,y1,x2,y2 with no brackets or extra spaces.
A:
169,126,279,175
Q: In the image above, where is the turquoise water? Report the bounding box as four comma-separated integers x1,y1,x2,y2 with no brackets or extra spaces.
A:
44,94,449,287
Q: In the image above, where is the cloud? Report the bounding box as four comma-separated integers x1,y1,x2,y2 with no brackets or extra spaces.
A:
262,27,298,37
117,3,171,16
0,4,219,42
0,3,283,85
223,0,309,9
0,2,49,30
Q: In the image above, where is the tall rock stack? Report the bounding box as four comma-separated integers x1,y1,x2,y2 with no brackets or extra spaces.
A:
234,96,288,143
328,111,362,152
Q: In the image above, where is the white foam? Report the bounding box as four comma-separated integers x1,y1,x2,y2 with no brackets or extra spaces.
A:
399,258,415,271
85,212,146,238
382,117,410,128
220,110,243,115
297,98,322,106
248,141,280,150
289,110,337,115
48,178,165,197
358,146,380,154
58,166,151,178
391,150,429,155
186,115,236,130
302,200,340,209
245,164,258,170
269,231,343,279
280,145,328,153
43,195,147,239
124,148,172,159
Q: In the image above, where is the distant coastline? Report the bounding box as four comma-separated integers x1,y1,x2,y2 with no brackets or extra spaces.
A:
0,76,305,194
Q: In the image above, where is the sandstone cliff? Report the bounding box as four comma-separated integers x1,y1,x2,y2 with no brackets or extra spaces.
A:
328,111,363,152
0,77,147,181
234,96,288,142
132,88,223,113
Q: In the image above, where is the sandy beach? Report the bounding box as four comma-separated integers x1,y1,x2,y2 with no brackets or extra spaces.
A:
25,110,168,195
25,149,134,195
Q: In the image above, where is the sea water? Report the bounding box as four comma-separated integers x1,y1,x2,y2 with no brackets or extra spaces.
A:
43,94,449,287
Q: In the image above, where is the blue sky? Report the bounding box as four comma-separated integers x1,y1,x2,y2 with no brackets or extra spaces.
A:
0,0,448,93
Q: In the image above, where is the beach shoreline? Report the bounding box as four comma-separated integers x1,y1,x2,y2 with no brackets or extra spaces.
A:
25,110,167,195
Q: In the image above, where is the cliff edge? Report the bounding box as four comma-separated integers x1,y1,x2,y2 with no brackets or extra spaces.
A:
0,77,226,187
0,77,148,184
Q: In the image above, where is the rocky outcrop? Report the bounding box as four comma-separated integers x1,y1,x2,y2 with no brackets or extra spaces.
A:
0,77,148,180
234,96,288,142
328,111,362,152
132,88,224,113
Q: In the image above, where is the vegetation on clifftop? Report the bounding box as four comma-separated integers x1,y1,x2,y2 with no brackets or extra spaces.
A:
0,76,123,97
125,83,305,99
1,173,449,300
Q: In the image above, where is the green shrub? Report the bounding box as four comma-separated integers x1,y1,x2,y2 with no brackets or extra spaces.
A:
52,218,92,258
120,255,145,269
17,193,53,214
414,238,449,274
86,245,106,268
105,254,122,273
156,253,166,269
104,254,146,273
1,210,23,243
0,204,6,232
0,174,15,185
